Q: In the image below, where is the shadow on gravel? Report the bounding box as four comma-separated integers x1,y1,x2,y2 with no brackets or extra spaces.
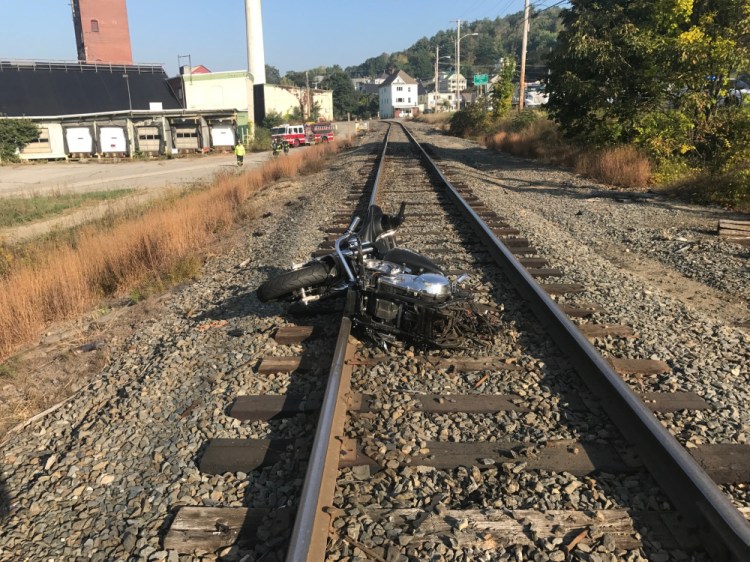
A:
186,261,342,558
0,475,9,521
193,267,290,323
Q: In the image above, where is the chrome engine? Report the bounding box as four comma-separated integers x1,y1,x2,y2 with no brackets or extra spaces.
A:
362,260,454,323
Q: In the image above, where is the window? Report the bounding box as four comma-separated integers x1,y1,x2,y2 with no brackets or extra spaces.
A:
396,86,403,91
91,19,99,32
28,128,50,144
396,98,404,103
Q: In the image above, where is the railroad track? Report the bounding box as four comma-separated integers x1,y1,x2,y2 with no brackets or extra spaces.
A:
163,122,750,561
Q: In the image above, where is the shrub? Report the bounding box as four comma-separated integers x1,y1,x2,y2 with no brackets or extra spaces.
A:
449,103,492,137
0,118,38,163
250,126,272,152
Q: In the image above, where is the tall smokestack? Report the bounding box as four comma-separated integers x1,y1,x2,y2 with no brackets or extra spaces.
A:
245,0,266,124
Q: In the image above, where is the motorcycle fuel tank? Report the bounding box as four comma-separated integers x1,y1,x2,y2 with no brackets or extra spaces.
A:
378,272,452,302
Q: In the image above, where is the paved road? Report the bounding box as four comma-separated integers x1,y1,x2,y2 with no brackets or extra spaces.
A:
0,152,274,197
0,151,276,243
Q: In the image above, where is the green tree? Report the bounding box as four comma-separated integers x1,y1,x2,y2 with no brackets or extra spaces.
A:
491,60,515,119
0,118,38,163
262,110,285,128
265,65,281,84
322,70,358,119
547,0,750,174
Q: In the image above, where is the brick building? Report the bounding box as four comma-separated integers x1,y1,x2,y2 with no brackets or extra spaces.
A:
72,0,133,65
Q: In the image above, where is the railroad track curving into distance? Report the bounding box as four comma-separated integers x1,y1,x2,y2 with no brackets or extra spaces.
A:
164,122,750,562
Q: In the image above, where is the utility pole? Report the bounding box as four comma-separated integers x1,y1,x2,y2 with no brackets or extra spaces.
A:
456,19,461,111
434,46,439,93
305,71,311,120
519,0,530,110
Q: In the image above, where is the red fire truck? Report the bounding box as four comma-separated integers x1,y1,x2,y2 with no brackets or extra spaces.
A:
270,124,308,147
307,122,335,143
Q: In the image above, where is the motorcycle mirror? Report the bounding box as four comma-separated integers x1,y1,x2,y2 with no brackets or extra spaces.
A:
398,202,407,220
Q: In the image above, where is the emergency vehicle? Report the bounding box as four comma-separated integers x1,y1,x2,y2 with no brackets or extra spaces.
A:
307,122,335,143
270,124,308,147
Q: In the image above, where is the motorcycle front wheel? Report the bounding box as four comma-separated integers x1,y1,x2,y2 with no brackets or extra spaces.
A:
256,262,332,302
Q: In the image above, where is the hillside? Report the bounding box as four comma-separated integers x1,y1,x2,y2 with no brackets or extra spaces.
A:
274,7,562,87
345,7,562,82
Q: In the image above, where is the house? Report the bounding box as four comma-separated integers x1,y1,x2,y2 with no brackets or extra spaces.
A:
438,73,467,95
419,90,459,112
378,70,419,118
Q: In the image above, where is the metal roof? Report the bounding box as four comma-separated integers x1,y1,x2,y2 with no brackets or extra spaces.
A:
0,61,181,117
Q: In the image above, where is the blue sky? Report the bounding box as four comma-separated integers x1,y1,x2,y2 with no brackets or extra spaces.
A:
0,0,532,76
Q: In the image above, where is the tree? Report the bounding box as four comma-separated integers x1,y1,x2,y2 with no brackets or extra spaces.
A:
322,70,358,119
0,118,38,162
546,0,750,173
491,60,515,119
265,65,281,84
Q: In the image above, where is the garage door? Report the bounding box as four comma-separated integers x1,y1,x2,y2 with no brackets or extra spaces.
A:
65,127,94,154
210,126,235,148
174,127,200,150
137,126,161,153
99,127,128,153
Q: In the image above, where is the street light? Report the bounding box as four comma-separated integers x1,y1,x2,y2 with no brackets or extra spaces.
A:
122,73,132,112
456,32,478,110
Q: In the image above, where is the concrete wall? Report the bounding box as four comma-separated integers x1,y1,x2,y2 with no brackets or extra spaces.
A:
183,72,251,112
264,85,333,121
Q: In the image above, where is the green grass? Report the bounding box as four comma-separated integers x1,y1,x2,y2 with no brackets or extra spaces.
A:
0,189,135,228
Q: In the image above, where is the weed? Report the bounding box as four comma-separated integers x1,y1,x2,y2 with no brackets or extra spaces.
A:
0,189,136,228
0,139,344,361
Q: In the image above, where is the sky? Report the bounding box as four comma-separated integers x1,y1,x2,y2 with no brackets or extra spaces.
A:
0,0,537,76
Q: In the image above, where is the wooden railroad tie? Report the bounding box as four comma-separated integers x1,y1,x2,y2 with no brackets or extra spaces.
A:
273,325,320,345
163,506,291,553
163,504,750,555
226,389,708,423
557,303,605,318
256,355,329,375
718,219,750,238
577,324,637,339
608,357,671,376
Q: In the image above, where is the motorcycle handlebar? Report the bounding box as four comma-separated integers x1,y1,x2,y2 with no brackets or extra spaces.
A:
347,216,361,233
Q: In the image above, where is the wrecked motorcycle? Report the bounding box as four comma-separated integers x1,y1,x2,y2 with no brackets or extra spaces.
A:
256,204,498,348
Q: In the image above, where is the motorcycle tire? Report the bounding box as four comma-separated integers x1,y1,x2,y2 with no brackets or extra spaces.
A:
256,262,332,302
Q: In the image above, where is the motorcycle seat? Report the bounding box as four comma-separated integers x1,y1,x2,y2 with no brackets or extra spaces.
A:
383,248,443,275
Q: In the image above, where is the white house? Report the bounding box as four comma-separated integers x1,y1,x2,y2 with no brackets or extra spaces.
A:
438,73,467,95
418,91,458,112
379,70,419,118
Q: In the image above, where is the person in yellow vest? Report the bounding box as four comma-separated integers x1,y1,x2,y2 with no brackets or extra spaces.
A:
234,141,246,166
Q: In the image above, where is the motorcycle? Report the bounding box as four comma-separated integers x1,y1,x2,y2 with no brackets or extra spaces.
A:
256,204,499,348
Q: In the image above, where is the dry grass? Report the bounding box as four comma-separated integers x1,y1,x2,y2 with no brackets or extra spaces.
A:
0,140,347,361
574,145,651,188
414,113,453,127
485,117,651,188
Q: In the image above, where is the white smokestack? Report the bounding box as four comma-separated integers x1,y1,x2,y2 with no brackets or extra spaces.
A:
245,0,266,85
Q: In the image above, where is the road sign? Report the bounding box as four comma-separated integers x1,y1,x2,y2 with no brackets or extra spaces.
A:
473,74,488,85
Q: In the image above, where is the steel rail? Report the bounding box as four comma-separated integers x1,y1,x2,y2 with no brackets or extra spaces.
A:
400,122,750,561
286,125,392,561
368,122,391,209
285,310,354,562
